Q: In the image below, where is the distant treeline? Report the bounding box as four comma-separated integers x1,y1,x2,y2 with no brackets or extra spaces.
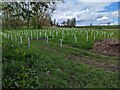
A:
59,25,120,29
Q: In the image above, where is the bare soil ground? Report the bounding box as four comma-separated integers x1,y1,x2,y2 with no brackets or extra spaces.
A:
92,38,120,56
67,54,119,72
37,44,119,72
31,38,47,41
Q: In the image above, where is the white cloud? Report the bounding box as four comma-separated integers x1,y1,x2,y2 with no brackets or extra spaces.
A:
110,11,119,18
97,16,111,21
52,1,119,26
65,0,120,2
77,0,120,2
110,22,118,25
96,16,113,25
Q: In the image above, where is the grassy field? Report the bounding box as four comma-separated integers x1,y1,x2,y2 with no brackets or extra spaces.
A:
1,28,119,88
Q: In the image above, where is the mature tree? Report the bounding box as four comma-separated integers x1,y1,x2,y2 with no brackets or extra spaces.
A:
67,19,70,26
73,17,76,27
68,17,76,27
53,19,56,25
48,17,53,26
90,23,92,26
2,1,58,29
57,22,59,26
107,22,110,26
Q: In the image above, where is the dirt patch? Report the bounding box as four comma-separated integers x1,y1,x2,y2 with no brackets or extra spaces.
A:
72,45,80,48
37,45,58,54
37,44,119,72
30,38,47,41
67,54,119,72
92,38,120,56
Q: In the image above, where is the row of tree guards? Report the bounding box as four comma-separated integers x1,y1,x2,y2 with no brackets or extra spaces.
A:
3,33,95,48
1,28,114,49
12,36,63,48
3,32,80,48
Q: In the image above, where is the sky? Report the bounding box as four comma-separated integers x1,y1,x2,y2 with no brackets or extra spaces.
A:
51,0,120,26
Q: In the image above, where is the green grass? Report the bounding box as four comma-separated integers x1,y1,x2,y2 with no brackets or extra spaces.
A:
2,28,119,88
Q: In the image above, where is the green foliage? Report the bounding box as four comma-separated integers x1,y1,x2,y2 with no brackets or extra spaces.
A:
65,17,76,27
2,2,57,29
2,28,119,88
2,18,24,29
